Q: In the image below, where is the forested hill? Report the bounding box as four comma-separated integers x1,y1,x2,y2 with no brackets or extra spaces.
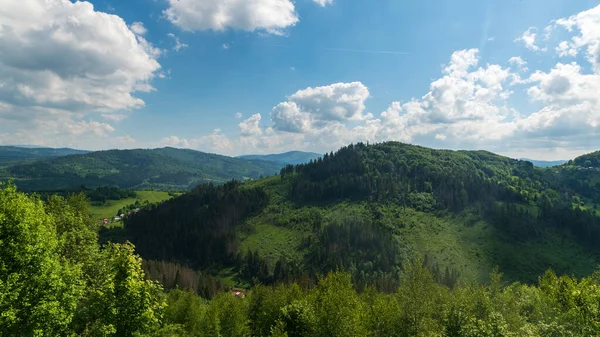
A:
237,151,322,165
572,151,600,167
123,141,600,292
0,147,282,191
0,146,88,166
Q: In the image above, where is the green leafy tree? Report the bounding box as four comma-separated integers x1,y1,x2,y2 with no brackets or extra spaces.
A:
77,242,165,337
0,183,82,336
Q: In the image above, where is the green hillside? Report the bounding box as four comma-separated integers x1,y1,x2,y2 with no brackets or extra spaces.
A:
572,151,600,167
7,182,600,336
237,151,322,165
89,190,176,220
123,142,600,289
0,147,282,191
0,146,88,167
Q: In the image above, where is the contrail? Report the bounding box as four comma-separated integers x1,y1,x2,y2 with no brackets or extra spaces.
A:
323,47,410,55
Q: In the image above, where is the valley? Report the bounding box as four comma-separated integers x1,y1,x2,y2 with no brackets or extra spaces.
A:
5,141,600,336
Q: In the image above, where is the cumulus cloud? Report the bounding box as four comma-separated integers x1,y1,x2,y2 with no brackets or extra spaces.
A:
239,113,263,137
161,136,191,148
160,129,233,153
515,27,547,51
268,82,370,134
509,56,527,70
556,41,578,57
163,0,299,35
130,22,147,35
271,102,312,133
290,82,370,121
554,5,600,70
517,62,600,137
234,112,243,119
0,0,162,149
0,0,160,113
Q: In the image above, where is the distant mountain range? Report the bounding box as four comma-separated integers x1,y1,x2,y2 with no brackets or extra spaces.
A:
237,151,322,165
520,158,568,168
0,144,575,191
0,146,89,167
0,147,283,191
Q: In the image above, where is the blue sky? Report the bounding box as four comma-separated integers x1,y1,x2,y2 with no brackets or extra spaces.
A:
1,0,599,160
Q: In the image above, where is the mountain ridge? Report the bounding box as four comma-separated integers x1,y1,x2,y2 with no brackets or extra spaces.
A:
0,146,89,167
123,141,600,289
0,147,283,191
237,151,322,165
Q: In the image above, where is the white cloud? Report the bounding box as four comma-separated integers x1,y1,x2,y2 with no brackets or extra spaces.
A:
161,136,191,148
526,62,599,106
556,41,578,57
239,113,263,137
130,22,147,35
101,113,128,122
269,82,370,133
0,0,161,113
167,33,188,52
164,0,299,35
515,27,547,51
160,129,233,153
509,56,528,73
314,0,334,6
65,120,115,137
288,82,370,122
113,135,136,145
0,0,161,149
554,5,600,70
271,101,312,133
234,112,243,119
509,56,527,68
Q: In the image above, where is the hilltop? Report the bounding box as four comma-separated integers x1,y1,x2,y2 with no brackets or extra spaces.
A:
0,147,282,191
0,146,88,167
237,151,322,165
123,142,600,289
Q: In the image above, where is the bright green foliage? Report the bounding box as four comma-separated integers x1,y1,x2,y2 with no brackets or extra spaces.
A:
149,267,600,337
162,289,207,336
0,183,165,336
0,183,82,336
200,292,250,337
247,284,303,336
77,243,165,337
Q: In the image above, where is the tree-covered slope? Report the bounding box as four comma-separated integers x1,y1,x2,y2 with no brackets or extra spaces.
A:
123,142,600,289
572,151,600,167
237,151,322,165
7,179,600,336
0,146,88,167
0,147,282,190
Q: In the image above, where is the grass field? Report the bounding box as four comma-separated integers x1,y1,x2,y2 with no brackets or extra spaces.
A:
90,190,175,220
